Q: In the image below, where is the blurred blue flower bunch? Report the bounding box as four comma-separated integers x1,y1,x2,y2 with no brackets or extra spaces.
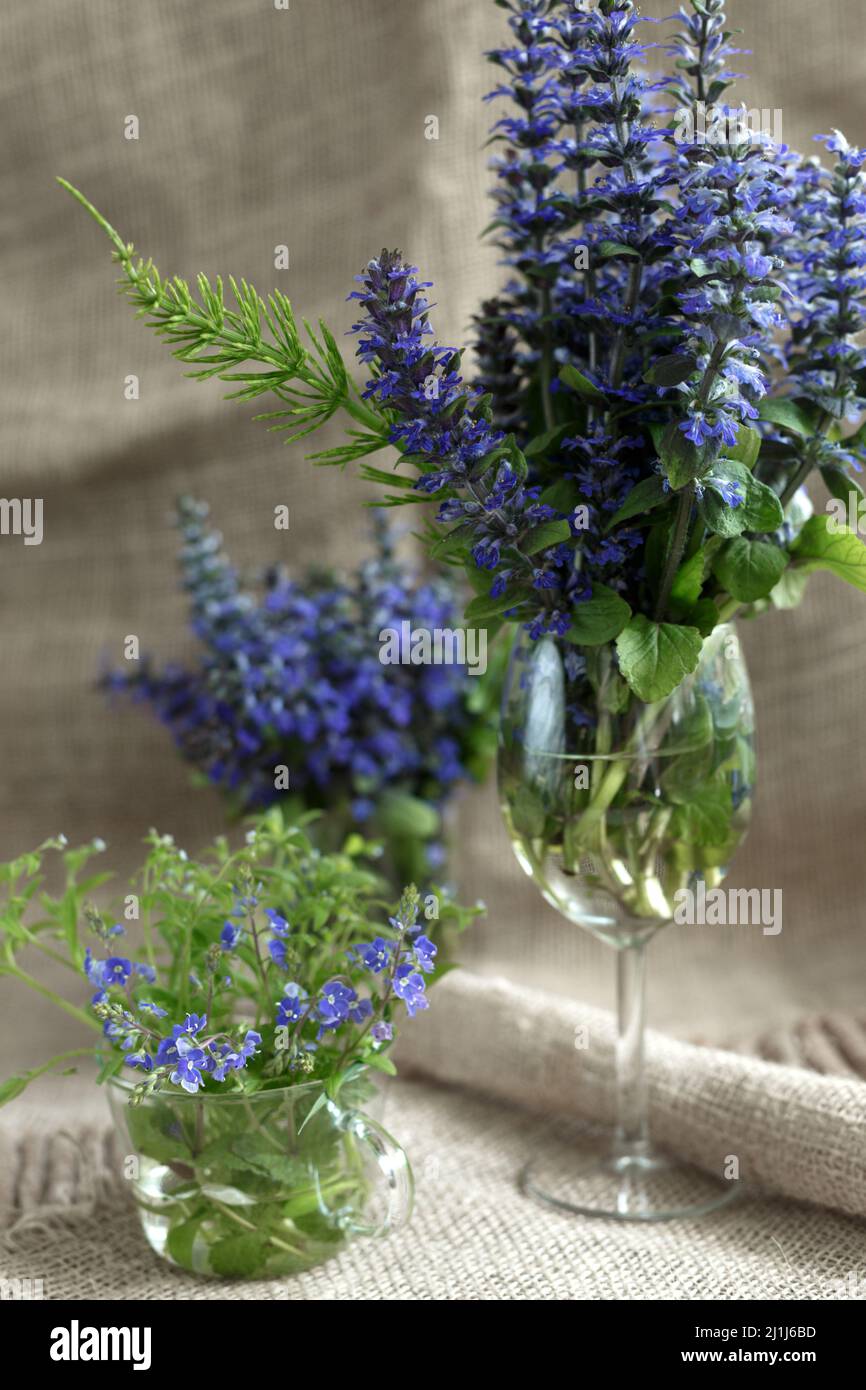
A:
104,499,501,881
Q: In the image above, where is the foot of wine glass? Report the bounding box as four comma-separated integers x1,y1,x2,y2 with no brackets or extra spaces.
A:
520,938,743,1221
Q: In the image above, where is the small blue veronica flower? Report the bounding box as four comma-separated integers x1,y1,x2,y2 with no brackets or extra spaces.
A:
220,920,242,950
348,997,373,1025
265,909,289,937
171,1046,207,1094
138,1000,168,1018
353,937,394,974
268,938,289,970
393,963,428,1018
125,1051,152,1072
316,980,356,1025
411,934,437,974
276,982,307,1025
103,956,132,986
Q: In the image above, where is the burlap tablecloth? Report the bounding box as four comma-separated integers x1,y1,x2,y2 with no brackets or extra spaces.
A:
2,1068,864,1302
2,972,864,1301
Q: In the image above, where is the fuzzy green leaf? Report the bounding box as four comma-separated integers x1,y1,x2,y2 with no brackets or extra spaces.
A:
758,399,818,439
561,585,632,646
597,240,640,260
657,424,705,490
723,425,762,472
615,617,703,702
711,537,788,602
558,365,607,402
606,475,669,531
463,585,528,623
702,462,783,537
522,519,573,555
643,353,698,387
791,514,866,591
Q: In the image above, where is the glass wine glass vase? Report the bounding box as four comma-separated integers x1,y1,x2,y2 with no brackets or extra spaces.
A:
498,622,754,1221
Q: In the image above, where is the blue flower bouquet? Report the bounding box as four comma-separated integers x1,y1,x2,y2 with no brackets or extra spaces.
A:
104,498,502,893
59,0,866,1219
0,816,479,1275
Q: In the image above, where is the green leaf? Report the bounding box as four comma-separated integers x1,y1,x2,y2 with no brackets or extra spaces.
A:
711,537,788,601
522,519,573,555
0,1074,30,1107
758,399,818,439
229,1134,309,1184
126,1104,190,1164
377,792,440,840
298,1090,330,1134
364,1053,398,1076
820,464,866,509
561,584,632,646
166,1216,205,1269
670,549,707,606
682,597,721,636
671,781,733,847
558,365,607,403
524,422,577,459
209,1233,269,1278
463,585,528,622
428,524,473,561
701,461,783,536
597,240,640,260
615,617,703,702
661,692,713,756
791,514,866,591
606,475,669,531
770,567,809,610
509,784,547,839
657,423,705,490
643,353,698,387
723,425,762,471
699,487,746,538
538,478,582,514
689,257,714,279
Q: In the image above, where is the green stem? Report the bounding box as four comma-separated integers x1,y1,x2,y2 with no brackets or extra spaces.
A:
18,1047,98,1084
716,595,742,623
779,413,831,511
6,964,102,1032
609,260,643,392
207,1197,303,1256
539,282,556,433
568,697,671,848
654,481,695,622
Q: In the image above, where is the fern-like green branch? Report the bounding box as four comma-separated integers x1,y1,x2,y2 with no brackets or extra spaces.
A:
57,178,390,456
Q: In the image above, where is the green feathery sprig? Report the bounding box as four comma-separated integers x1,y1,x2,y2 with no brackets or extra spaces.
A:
57,178,390,458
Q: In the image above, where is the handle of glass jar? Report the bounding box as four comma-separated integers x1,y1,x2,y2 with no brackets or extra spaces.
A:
327,1102,414,1236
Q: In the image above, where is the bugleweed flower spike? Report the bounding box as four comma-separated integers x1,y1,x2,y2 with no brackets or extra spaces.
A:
61,0,866,705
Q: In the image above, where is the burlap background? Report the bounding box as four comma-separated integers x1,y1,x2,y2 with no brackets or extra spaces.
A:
1,0,865,1299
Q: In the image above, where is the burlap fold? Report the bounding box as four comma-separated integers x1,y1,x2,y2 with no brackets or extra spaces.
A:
395,973,866,1220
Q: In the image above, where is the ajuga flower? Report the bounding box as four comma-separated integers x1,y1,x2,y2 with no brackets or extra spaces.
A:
104,497,498,877
65,0,866,707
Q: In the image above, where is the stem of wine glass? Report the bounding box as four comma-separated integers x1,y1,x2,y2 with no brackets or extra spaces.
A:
613,941,649,1161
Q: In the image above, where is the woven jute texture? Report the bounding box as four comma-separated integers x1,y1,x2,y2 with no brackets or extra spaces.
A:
395,974,866,1221
2,972,865,1302
2,1080,865,1302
